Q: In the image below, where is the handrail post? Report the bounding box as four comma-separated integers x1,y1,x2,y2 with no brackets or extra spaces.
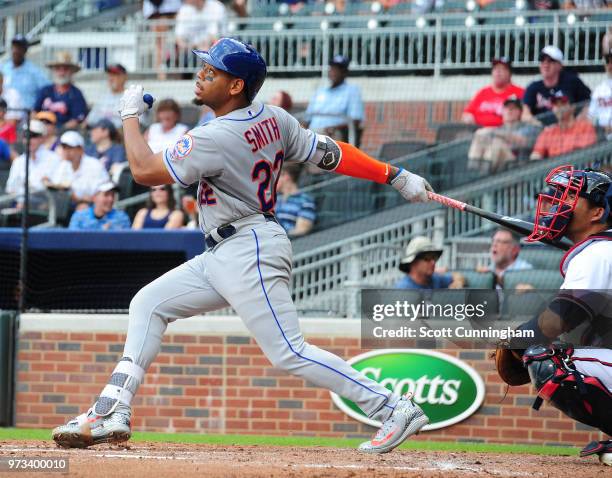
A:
434,16,442,77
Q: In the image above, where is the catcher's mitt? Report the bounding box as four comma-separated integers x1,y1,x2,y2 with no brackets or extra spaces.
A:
492,347,531,386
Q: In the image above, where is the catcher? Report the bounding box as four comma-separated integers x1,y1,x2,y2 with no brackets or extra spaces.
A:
495,165,612,466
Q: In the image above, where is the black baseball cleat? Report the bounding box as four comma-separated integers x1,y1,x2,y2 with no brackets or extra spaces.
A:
580,440,612,466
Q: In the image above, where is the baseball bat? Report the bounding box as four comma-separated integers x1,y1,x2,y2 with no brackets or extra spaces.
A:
427,191,571,251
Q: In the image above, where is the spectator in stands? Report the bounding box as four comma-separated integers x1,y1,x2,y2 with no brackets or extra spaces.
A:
132,184,184,229
275,163,316,237
411,0,441,14
462,57,525,127
527,0,559,9
35,52,88,129
477,228,533,289
0,138,10,169
145,99,189,153
1,35,49,111
0,99,17,146
530,90,597,160
86,119,127,175
468,96,540,173
68,181,131,230
49,131,110,208
5,119,61,207
396,236,465,289
175,0,227,52
523,46,591,126
34,111,60,152
588,48,612,138
143,0,182,80
305,55,364,145
0,72,24,124
269,90,293,112
86,64,127,129
182,195,198,229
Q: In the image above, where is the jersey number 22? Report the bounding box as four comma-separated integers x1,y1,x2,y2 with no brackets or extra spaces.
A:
252,150,284,213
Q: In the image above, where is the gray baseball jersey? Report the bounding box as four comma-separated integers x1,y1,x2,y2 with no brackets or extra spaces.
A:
87,101,400,428
163,101,318,233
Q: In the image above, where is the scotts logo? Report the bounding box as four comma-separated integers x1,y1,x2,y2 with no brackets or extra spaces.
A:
330,350,484,430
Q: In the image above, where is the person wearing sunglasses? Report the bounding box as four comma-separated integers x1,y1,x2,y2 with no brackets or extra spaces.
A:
132,184,184,230
588,50,612,139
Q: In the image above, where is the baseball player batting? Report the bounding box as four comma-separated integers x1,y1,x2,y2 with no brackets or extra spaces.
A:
52,38,432,453
497,165,612,465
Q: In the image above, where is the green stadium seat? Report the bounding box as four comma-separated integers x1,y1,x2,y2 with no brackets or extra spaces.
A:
457,270,495,289
503,269,564,290
378,141,430,161
518,247,565,270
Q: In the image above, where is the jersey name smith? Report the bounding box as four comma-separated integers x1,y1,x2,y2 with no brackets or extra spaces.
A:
244,117,281,153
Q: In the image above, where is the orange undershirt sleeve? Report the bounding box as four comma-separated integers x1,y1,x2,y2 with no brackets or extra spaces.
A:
335,141,393,184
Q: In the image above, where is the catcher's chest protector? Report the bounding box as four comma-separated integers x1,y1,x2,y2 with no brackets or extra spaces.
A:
523,344,612,435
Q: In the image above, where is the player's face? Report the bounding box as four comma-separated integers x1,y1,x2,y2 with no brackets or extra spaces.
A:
565,196,605,238
194,64,238,108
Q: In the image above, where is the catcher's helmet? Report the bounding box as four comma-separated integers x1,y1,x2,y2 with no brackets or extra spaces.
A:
193,38,267,102
527,165,612,242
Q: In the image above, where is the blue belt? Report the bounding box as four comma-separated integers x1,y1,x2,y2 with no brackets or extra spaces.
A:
205,214,278,249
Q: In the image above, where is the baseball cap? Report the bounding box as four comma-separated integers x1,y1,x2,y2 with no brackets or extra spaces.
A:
11,34,28,48
503,94,522,108
329,54,350,69
59,130,85,148
91,118,117,133
25,119,47,136
105,63,127,75
539,45,563,64
492,57,512,69
551,90,570,103
95,181,118,195
398,236,443,273
34,111,57,125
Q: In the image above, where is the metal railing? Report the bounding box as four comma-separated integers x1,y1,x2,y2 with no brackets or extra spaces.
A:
0,0,139,57
40,10,612,75
290,140,612,317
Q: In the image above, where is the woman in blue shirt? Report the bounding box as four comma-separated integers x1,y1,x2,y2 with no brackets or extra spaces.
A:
132,184,184,229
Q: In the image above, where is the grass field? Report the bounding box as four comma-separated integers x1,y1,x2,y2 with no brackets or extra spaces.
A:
0,427,579,456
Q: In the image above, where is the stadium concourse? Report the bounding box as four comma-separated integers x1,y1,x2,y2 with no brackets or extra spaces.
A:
0,1,612,476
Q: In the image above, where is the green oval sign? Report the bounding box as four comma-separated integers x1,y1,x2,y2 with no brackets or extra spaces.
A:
330,349,485,430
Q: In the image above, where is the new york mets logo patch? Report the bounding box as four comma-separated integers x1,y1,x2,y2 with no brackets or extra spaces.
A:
172,134,194,160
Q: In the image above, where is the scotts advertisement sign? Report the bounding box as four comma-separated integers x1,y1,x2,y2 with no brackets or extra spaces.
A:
330,350,485,430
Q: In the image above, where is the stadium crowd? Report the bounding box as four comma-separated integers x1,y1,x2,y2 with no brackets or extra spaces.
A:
1,16,612,238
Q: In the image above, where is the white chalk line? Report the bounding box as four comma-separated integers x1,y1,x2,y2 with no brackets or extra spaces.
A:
0,447,541,477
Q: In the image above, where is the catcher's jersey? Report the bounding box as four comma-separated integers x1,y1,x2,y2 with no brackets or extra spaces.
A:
560,230,612,289
163,101,318,234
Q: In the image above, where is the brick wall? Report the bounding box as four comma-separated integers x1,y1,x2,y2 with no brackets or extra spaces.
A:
15,321,605,446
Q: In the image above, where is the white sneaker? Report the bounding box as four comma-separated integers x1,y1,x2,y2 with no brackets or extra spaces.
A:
358,395,429,454
52,404,131,448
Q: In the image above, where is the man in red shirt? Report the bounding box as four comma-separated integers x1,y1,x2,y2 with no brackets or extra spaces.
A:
462,57,525,127
530,90,597,160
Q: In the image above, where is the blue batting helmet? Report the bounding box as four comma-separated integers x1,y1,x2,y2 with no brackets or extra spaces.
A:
193,38,267,102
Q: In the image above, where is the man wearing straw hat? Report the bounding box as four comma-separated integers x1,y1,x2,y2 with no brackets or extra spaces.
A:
396,236,465,289
34,51,88,129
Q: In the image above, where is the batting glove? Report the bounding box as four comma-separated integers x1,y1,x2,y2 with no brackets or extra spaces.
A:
391,168,433,203
119,84,147,120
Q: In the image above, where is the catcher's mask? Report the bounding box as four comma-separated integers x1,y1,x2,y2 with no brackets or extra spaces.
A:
527,165,612,242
